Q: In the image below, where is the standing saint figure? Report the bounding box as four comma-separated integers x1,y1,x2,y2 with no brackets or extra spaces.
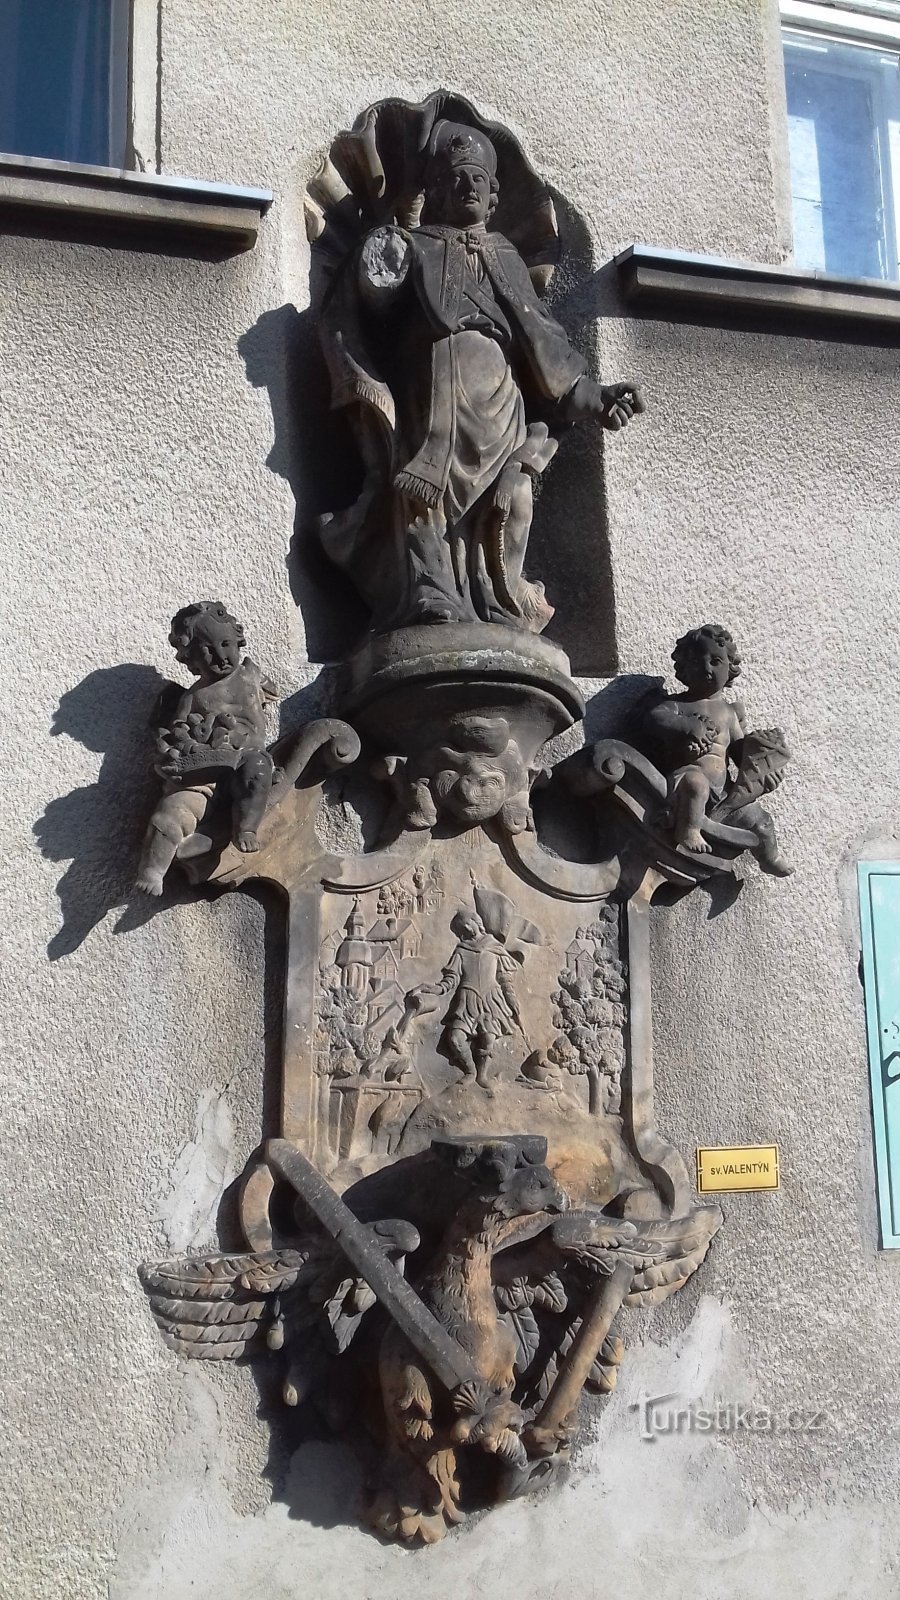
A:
397,885,543,1088
316,114,643,633
404,908,524,1089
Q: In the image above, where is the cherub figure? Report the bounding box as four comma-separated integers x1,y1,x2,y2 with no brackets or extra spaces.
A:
643,623,792,874
397,886,541,1088
644,624,744,855
136,602,277,896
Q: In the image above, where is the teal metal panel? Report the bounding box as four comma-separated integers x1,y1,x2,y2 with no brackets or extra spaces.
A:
858,863,900,1249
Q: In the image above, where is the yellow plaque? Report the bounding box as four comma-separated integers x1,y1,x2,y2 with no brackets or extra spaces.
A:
695,1145,779,1193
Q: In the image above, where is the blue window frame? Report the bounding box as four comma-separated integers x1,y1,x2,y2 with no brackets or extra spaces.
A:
783,10,900,279
0,0,131,169
858,863,900,1249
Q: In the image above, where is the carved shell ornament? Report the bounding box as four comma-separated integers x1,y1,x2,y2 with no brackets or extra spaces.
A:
304,90,561,296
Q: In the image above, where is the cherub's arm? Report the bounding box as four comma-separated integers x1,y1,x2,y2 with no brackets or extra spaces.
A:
240,659,276,705
645,697,718,762
645,697,692,738
726,701,748,769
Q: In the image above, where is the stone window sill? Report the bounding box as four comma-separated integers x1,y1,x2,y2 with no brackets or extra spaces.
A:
0,153,273,255
615,244,900,331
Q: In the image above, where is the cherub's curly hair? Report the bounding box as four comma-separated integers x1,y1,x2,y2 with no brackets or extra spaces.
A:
168,601,245,664
671,623,741,687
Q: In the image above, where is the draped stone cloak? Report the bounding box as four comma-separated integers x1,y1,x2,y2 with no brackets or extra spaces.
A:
319,223,588,629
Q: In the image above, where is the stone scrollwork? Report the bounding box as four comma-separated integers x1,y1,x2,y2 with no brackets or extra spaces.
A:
133,95,795,1547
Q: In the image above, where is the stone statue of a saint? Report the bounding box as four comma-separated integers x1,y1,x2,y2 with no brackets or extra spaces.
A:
314,112,643,634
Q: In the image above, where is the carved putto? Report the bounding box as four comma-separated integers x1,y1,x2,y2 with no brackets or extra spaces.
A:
639,623,793,874
136,601,277,894
130,92,796,1551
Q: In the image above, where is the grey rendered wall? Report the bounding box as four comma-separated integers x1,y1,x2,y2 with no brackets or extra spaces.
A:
3,1,899,1597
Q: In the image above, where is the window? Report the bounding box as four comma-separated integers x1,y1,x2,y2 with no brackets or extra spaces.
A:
0,0,131,169
782,1,900,279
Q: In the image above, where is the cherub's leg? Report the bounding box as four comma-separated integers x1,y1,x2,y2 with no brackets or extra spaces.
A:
232,750,275,852
672,767,712,854
136,787,210,896
496,472,553,633
740,803,794,877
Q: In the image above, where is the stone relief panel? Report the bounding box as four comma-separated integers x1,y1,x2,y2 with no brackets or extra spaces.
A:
129,92,794,1549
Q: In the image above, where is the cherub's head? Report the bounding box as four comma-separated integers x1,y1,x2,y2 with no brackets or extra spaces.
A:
671,623,741,696
423,121,499,227
169,602,245,683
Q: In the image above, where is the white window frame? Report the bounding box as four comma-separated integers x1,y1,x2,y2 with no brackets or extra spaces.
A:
129,0,161,172
781,0,900,278
781,1,900,48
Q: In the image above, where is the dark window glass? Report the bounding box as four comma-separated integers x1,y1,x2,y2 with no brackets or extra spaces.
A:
0,0,130,168
784,29,900,280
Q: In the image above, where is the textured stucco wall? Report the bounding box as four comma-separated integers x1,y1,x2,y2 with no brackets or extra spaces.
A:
3,0,900,1596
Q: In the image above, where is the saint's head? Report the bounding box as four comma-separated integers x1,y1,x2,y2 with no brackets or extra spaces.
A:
423,120,499,227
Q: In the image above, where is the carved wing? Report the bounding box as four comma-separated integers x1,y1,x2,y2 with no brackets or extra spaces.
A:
139,1248,310,1361
140,1217,421,1406
553,1206,723,1307
505,1205,724,1406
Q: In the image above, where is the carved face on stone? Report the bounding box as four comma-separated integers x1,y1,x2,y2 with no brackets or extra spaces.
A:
434,754,513,824
423,122,498,228
437,163,493,225
450,910,484,942
186,617,243,681
169,601,246,683
672,623,741,697
494,1162,569,1219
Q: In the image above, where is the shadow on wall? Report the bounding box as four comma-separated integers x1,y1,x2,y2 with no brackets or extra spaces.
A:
34,664,217,958
237,187,620,675
238,302,368,664
529,190,618,675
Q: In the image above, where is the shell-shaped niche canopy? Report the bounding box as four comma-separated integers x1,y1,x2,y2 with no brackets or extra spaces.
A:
305,91,560,296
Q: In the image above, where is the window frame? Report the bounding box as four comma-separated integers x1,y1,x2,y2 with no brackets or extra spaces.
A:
0,0,161,175
781,1,900,49
781,1,900,279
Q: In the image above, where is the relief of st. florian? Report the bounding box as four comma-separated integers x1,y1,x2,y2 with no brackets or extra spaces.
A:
134,93,793,1544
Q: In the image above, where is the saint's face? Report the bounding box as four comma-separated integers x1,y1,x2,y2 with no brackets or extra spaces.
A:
438,163,492,226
